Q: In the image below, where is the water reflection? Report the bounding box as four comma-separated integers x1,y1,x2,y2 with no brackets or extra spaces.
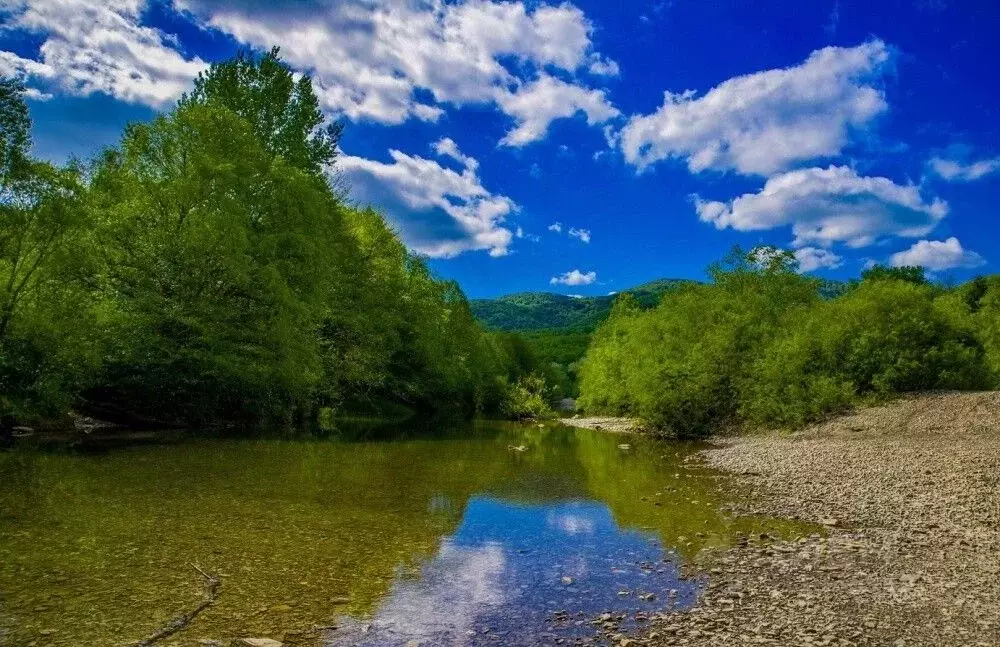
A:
327,497,700,646
0,423,806,646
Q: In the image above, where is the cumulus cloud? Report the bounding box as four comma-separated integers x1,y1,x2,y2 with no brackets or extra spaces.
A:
550,269,597,286
694,165,948,248
339,140,516,258
0,0,207,107
548,222,563,233
794,247,844,272
890,237,985,271
497,74,618,146
927,156,1000,182
568,227,591,243
619,40,891,175
176,0,617,144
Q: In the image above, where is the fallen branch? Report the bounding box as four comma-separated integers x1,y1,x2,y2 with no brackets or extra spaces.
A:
134,563,221,647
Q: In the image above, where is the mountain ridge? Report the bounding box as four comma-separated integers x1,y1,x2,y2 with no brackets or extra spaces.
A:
469,278,690,331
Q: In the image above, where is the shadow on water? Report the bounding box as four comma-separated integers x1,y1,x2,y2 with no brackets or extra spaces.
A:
0,420,810,646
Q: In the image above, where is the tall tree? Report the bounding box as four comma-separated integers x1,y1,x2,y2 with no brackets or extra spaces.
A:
0,78,96,422
182,47,343,177
0,77,31,180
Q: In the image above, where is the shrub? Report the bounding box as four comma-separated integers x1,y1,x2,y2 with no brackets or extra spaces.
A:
579,248,995,435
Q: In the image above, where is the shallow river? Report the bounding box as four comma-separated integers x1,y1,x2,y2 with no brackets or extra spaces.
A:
0,421,804,646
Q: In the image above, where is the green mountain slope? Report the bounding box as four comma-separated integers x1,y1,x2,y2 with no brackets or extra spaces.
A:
470,279,690,331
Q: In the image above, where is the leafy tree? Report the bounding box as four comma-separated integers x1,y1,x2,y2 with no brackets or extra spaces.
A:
87,102,346,425
861,264,927,285
0,77,30,178
182,47,342,177
0,78,97,423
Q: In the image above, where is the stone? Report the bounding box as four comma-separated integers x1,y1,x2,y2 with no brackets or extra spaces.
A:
239,639,283,647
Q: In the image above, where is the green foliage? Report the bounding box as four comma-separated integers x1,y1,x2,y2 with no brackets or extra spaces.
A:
469,279,690,399
0,80,98,424
951,275,1000,377
0,77,31,177
501,373,555,419
579,247,996,436
861,264,927,285
87,101,339,424
742,281,988,427
0,57,547,429
182,47,342,177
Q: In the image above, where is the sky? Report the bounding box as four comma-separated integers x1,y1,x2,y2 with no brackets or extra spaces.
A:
1,0,998,298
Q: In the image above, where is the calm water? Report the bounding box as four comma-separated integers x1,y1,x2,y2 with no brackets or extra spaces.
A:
0,422,803,646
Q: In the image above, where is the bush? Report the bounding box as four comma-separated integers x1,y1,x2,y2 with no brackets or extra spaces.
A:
579,248,820,435
501,374,554,420
579,248,996,435
742,280,990,427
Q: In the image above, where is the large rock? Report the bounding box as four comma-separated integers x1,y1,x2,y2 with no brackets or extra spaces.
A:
239,639,283,647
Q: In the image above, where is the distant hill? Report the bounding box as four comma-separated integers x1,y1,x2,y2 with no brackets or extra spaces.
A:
470,278,690,331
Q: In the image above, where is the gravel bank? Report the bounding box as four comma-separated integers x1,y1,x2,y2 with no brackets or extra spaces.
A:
637,391,1000,647
561,417,645,434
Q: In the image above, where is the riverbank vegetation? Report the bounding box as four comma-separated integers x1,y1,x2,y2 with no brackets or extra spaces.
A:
0,51,556,432
578,247,1000,436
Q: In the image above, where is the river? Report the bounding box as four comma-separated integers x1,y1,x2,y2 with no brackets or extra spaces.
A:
0,421,805,646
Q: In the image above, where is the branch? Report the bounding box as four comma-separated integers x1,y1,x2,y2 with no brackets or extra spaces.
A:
133,563,221,647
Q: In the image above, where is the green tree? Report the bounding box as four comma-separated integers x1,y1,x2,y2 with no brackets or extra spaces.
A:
0,78,97,423
861,264,927,285
88,101,349,425
183,47,342,177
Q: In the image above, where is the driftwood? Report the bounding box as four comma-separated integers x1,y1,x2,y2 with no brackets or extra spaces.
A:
134,563,221,647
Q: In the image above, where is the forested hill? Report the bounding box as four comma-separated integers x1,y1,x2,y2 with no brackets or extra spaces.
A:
470,279,689,331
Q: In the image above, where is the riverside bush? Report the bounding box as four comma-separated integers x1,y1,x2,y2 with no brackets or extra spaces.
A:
579,248,997,436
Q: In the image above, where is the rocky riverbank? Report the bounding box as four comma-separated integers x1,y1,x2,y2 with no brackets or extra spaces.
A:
625,391,1000,646
560,416,646,434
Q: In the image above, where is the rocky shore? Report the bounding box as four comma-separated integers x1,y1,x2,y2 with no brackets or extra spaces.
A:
561,416,646,434
622,391,1000,646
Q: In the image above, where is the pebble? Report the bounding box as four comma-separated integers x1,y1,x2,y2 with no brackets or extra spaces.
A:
634,392,1000,647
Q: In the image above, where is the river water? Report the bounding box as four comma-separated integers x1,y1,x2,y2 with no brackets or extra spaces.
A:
0,421,803,646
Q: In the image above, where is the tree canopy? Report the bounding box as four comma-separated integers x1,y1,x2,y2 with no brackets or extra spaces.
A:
0,51,555,431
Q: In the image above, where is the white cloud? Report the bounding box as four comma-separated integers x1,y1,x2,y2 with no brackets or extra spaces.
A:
587,54,620,76
890,237,985,271
497,74,618,146
433,137,479,171
927,156,1000,182
619,40,891,175
794,246,844,272
550,269,597,286
568,227,591,243
339,140,516,258
0,0,207,107
328,542,506,646
548,222,563,233
515,226,540,242
694,165,948,248
177,0,616,144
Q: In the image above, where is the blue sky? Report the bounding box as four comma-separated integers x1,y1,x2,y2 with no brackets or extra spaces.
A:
2,0,998,297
